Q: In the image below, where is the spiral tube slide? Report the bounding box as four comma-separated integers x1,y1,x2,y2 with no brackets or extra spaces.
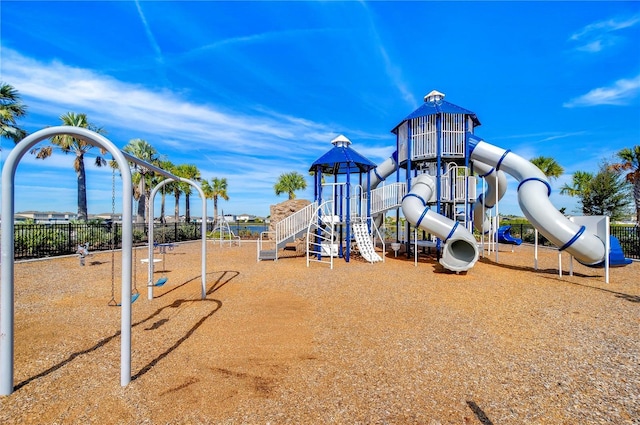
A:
468,134,606,265
472,160,508,234
402,174,479,272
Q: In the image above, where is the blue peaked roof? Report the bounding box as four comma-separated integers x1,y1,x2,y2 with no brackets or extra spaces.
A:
309,144,377,175
391,97,481,133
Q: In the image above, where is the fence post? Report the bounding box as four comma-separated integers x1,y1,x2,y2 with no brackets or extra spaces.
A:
68,223,73,255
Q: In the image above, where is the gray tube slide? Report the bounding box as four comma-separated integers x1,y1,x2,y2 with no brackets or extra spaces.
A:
472,161,507,234
370,151,398,189
468,135,606,265
402,174,479,272
369,152,399,228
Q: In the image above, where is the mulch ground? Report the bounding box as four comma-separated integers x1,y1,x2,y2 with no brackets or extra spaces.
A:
0,240,638,424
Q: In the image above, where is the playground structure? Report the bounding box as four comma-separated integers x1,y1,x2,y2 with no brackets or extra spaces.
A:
208,211,241,247
257,135,389,268
4,94,633,398
1,126,207,395
259,90,632,276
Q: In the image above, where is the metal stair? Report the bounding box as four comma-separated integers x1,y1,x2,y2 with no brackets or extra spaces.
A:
257,202,317,261
306,201,338,269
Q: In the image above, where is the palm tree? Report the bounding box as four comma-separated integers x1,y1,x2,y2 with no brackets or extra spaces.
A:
157,160,175,223
582,161,632,221
560,171,593,198
173,164,201,223
530,156,564,181
30,112,107,221
274,171,307,200
171,163,190,222
123,138,159,224
202,177,229,224
560,170,595,215
0,82,28,148
171,173,183,223
610,146,640,223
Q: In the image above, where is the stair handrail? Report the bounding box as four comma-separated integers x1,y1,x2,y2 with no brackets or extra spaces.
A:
369,182,406,215
257,230,275,261
274,201,318,245
306,200,335,269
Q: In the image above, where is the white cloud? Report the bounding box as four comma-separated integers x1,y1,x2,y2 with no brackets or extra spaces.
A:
569,14,640,53
563,74,640,107
570,15,640,41
134,0,164,65
4,48,393,216
1,48,349,156
357,1,417,110
576,40,604,53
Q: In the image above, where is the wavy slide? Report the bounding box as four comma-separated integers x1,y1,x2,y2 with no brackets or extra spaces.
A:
468,134,621,267
369,151,479,272
401,174,479,272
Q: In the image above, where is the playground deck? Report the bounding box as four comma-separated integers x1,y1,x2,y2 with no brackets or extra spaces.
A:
1,241,638,424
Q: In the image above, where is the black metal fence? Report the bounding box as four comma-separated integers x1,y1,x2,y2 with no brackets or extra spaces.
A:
6,221,639,261
505,223,640,260
10,222,205,260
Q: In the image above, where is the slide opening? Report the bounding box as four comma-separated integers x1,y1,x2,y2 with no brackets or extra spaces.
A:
445,239,477,264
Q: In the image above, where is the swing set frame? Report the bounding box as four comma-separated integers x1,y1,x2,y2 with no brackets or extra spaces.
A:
0,126,206,396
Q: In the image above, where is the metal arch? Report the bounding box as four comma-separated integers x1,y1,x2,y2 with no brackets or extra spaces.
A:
147,178,207,301
1,126,135,395
121,151,180,181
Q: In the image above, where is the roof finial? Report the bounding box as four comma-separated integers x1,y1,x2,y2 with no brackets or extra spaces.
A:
424,90,445,103
331,134,352,147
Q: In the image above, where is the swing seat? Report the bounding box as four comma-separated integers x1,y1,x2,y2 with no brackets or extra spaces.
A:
155,277,168,287
110,293,140,307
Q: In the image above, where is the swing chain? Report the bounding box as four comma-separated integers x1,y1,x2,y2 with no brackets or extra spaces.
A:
108,165,117,306
133,240,139,296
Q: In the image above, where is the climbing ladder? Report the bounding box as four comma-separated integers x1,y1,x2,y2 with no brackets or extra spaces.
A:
258,201,318,261
352,218,384,263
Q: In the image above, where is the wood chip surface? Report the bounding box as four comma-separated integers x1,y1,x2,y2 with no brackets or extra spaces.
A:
0,241,638,424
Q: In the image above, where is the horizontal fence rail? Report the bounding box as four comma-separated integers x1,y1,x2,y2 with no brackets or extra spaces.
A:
5,221,639,261
503,223,639,260
7,222,265,260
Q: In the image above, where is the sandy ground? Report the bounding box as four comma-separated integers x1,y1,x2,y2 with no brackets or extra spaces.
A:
0,240,638,424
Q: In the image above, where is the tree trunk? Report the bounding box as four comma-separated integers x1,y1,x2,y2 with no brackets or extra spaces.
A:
174,193,180,222
160,192,166,224
185,194,191,223
137,193,146,224
634,179,640,224
213,197,219,226
137,175,146,224
77,154,88,222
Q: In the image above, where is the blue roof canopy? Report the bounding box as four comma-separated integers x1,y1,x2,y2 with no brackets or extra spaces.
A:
309,135,377,175
391,91,481,133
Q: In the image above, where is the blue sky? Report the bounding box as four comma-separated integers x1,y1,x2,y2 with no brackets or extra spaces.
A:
1,0,639,219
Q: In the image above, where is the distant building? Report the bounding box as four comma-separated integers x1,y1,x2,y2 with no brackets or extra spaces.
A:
89,213,122,222
15,211,77,224
236,213,255,222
